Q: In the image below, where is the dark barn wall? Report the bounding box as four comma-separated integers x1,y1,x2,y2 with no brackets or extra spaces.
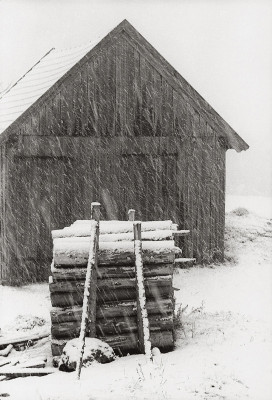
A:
0,33,226,284
0,143,7,282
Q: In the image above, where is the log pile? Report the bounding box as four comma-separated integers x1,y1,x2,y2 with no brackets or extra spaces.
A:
49,219,182,357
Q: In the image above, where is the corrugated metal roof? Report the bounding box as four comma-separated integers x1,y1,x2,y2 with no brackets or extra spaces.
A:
0,39,101,135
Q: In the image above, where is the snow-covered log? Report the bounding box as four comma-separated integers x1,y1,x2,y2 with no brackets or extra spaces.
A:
53,239,180,267
52,220,177,239
53,229,184,241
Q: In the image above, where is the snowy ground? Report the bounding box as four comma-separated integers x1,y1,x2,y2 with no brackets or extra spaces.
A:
0,197,272,399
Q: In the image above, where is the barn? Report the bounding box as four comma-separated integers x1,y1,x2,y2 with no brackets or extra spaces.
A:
0,20,248,285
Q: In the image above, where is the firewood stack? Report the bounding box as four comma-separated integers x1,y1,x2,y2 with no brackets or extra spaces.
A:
49,219,182,357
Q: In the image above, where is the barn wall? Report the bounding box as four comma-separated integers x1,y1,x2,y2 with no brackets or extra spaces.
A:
0,143,7,282
1,33,227,284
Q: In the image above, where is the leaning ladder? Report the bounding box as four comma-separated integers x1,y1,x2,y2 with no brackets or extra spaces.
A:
76,204,153,379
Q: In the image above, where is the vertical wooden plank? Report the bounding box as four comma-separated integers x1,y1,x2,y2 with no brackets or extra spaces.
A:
81,67,88,137
153,70,162,136
191,107,201,259
105,44,117,136
140,57,155,136
133,49,141,137
173,91,187,139
198,115,207,262
128,209,135,221
123,38,135,136
0,143,8,282
161,78,173,135
39,104,47,136
116,38,126,136
206,123,214,261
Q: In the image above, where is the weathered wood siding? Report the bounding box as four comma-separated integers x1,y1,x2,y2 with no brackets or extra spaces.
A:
0,33,226,284
0,143,7,282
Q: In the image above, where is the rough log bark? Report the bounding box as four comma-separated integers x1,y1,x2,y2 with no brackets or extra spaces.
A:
49,275,172,293
50,298,174,323
53,240,179,267
51,314,173,338
51,263,173,281
51,330,174,357
50,282,172,307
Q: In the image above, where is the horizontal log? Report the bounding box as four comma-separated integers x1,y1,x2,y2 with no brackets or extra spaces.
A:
98,314,173,335
17,357,47,369
51,314,174,338
51,263,173,281
50,298,174,323
49,276,173,306
53,240,180,267
99,263,173,279
174,258,196,268
0,368,55,378
50,284,172,307
0,359,11,368
0,345,13,357
172,230,190,236
98,298,174,319
51,322,80,339
55,220,177,238
50,275,172,293
53,229,182,242
0,330,50,350
51,266,87,281
97,330,174,355
51,330,174,357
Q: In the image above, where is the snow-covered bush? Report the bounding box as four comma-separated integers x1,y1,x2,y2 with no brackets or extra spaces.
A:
58,337,116,372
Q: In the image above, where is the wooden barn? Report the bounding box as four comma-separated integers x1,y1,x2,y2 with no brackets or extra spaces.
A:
0,20,248,285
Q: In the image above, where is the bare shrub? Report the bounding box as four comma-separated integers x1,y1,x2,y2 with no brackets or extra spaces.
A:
231,207,249,216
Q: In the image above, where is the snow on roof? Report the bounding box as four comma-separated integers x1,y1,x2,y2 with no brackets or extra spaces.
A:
0,39,101,135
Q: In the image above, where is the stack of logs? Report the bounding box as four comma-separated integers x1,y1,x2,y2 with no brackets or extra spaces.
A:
49,219,183,357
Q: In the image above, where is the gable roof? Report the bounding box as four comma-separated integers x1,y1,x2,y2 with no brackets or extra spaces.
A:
0,20,249,152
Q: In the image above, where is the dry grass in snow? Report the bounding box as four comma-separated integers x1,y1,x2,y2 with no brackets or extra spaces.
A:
0,204,272,399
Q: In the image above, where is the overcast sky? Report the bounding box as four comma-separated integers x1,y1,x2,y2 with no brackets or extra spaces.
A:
1,0,271,197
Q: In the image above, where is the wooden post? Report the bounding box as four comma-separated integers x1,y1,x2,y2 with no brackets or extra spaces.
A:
133,222,152,359
91,202,101,222
76,202,100,380
128,209,135,221
88,202,100,336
